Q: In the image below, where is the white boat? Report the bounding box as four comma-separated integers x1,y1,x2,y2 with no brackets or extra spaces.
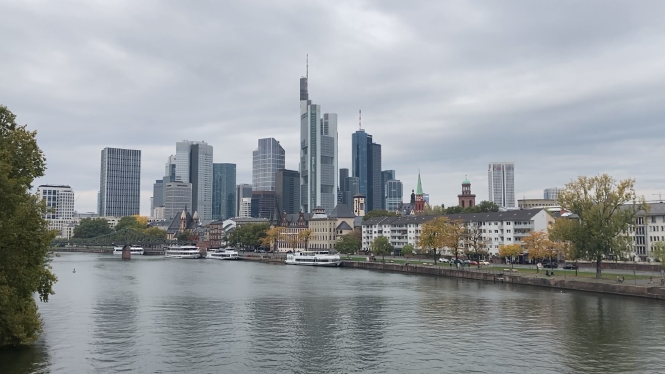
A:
113,246,144,255
164,245,201,259
206,248,239,260
285,251,341,267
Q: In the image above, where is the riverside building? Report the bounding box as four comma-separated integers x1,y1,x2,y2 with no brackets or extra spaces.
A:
37,185,75,238
99,147,141,217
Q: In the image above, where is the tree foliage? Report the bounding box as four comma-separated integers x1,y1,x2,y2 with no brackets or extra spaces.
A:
498,244,522,268
556,174,647,278
73,218,113,238
363,209,399,221
115,215,147,232
423,201,501,216
371,236,393,261
442,219,467,260
0,105,57,347
464,224,488,266
651,242,665,264
298,229,314,251
335,234,361,257
228,223,270,250
419,217,448,263
143,227,166,238
260,226,285,252
401,244,415,261
523,231,558,264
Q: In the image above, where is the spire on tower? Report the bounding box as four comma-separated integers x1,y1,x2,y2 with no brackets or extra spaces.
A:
359,109,362,130
416,171,423,195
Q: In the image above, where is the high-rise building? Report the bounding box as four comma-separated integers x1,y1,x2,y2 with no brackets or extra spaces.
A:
276,169,300,215
213,163,237,220
238,198,252,218
152,180,164,213
175,141,213,221
37,185,75,237
164,182,192,220
252,138,285,191
343,176,360,208
384,179,403,212
338,168,349,204
381,170,395,210
99,147,141,217
299,74,338,213
352,129,381,212
488,162,516,208
251,191,276,219
236,184,253,217
165,155,176,182
544,187,562,201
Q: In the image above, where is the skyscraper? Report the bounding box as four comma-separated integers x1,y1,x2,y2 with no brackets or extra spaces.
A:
99,147,141,217
164,182,192,220
338,168,349,204
352,129,381,211
152,179,164,214
252,138,285,191
276,169,300,215
236,184,253,217
381,170,395,210
299,73,338,213
544,187,562,201
384,179,403,212
488,162,516,208
175,141,213,221
213,163,237,221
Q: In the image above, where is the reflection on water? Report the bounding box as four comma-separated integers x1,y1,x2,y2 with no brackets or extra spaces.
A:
1,253,665,374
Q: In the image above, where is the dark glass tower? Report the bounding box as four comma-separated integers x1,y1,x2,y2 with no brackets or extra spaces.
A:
212,163,237,220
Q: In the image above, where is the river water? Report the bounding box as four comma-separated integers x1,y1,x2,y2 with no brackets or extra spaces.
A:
2,253,665,374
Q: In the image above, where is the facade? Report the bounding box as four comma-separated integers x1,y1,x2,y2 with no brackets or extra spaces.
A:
457,176,476,208
175,141,213,222
414,173,425,213
276,169,300,215
517,199,558,209
37,185,75,237
152,179,164,213
352,129,381,212
235,184,253,217
251,190,276,219
238,197,252,218
385,179,403,212
212,163,237,221
628,202,665,261
353,194,366,217
252,138,285,191
338,168,349,204
361,208,554,255
165,155,176,181
164,182,192,220
544,187,563,201
300,76,338,213
277,211,311,252
99,147,141,217
488,162,515,208
208,220,225,248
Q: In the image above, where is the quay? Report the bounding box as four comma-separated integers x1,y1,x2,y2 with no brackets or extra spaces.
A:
341,261,665,301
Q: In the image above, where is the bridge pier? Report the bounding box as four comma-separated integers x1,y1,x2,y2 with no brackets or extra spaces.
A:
122,245,131,260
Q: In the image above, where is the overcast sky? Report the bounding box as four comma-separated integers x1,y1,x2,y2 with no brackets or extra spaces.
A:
2,0,665,215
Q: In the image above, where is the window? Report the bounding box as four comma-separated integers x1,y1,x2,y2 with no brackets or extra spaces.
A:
494,230,498,233
652,216,657,223
506,222,511,225
494,222,498,225
507,230,511,233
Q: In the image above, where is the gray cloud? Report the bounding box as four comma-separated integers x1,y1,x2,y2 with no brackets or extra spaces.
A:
1,0,664,214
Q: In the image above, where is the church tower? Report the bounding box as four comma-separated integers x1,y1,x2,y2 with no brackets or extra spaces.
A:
414,172,425,214
457,175,476,208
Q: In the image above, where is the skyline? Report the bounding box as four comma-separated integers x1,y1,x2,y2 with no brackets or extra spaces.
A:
2,1,665,215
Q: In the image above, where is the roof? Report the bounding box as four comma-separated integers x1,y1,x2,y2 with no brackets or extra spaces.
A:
462,175,470,184
330,204,355,218
336,221,353,231
416,173,423,195
362,208,546,226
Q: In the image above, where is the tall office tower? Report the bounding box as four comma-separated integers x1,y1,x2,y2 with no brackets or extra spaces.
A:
213,163,237,220
251,191,276,219
381,170,395,210
238,198,252,218
276,169,300,215
352,129,381,211
99,147,141,217
299,74,338,213
252,138,285,191
165,155,177,181
164,182,192,220
338,168,349,204
384,179,403,212
235,184,253,217
488,162,516,208
544,187,562,201
152,179,164,214
175,140,213,221
37,185,75,237
343,176,360,208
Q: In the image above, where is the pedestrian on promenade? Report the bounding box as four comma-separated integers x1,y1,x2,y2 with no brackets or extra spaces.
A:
649,276,654,284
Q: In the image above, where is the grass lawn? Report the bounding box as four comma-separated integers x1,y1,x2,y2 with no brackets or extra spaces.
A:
477,266,653,281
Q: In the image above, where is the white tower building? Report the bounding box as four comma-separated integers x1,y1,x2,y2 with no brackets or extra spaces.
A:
488,162,516,208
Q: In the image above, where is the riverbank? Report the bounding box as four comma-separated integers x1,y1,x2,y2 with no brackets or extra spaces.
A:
342,261,665,300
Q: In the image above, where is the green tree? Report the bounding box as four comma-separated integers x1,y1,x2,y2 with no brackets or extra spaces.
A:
557,174,647,279
401,244,415,263
177,232,191,243
444,205,464,214
0,105,57,347
115,215,146,232
298,229,314,251
371,236,393,262
335,235,361,258
442,219,467,261
362,209,399,221
468,200,500,213
73,218,113,238
144,227,166,238
424,205,447,215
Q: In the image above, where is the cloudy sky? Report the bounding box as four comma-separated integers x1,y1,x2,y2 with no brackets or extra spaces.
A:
2,0,665,215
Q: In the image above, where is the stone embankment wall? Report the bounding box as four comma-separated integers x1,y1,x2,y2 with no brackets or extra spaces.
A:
576,261,663,272
342,261,665,300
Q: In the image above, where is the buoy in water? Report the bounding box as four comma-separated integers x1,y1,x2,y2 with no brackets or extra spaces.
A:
73,268,76,273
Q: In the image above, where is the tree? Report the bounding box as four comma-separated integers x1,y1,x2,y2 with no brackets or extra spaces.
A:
401,244,415,263
115,215,147,232
465,224,489,268
419,217,448,264
442,219,467,261
143,227,166,238
522,231,559,273
298,229,314,251
469,200,500,213
556,174,647,279
424,205,447,215
362,210,399,221
260,226,285,252
443,205,464,215
177,232,191,243
0,105,58,347
549,218,580,275
498,244,522,269
335,235,361,258
371,236,393,262
73,218,113,238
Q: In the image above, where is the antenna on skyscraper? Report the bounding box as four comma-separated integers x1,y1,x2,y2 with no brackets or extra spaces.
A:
359,109,362,130
306,53,309,92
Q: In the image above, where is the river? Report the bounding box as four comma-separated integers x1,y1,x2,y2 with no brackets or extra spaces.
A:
1,253,664,373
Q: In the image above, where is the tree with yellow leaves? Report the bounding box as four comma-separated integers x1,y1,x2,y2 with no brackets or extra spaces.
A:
442,219,467,261
419,217,448,264
260,226,285,253
298,229,314,251
498,244,522,269
522,231,559,272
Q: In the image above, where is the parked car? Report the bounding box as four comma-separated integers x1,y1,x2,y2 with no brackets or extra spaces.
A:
563,263,578,270
463,259,471,264
542,262,558,269
438,258,450,263
479,260,490,266
469,261,478,266
451,259,464,265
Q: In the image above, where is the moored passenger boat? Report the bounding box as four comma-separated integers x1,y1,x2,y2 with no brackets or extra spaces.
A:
285,251,341,266
206,248,239,260
164,246,201,259
113,246,145,255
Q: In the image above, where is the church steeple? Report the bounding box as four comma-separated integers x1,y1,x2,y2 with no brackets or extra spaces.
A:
416,171,423,195
458,175,476,208
414,172,425,214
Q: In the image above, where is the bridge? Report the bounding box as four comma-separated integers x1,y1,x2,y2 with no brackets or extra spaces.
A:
52,228,176,249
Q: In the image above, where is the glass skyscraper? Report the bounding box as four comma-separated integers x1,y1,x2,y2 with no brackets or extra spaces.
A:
175,140,213,222
252,138,285,191
213,163,237,221
352,129,381,211
99,147,141,217
488,162,516,208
